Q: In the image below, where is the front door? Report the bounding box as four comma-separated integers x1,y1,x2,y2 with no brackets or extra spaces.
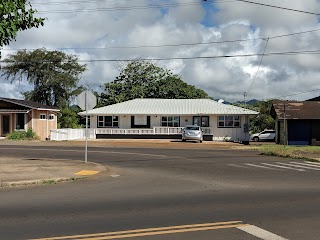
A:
1,115,10,136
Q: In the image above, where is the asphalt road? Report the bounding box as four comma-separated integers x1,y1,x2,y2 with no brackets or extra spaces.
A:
0,142,319,240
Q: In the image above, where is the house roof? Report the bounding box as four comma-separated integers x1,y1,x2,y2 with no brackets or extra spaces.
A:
79,98,259,116
271,100,320,119
0,97,60,111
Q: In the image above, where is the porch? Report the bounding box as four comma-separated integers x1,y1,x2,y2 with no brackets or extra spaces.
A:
50,127,216,141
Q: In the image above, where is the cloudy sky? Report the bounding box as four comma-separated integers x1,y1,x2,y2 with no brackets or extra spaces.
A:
1,0,320,102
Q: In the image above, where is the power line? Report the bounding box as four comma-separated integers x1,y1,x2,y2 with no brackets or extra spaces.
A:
33,0,320,15
236,0,320,16
2,28,320,52
2,49,320,63
35,1,223,14
245,38,269,96
278,88,320,98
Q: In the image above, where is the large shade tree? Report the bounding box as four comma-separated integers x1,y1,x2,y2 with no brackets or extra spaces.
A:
99,60,211,106
2,49,87,108
0,1,45,57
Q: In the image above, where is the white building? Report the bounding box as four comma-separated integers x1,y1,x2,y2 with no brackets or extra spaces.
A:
78,98,258,141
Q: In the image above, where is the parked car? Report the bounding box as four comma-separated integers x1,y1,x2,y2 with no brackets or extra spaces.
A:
181,125,203,143
250,130,275,142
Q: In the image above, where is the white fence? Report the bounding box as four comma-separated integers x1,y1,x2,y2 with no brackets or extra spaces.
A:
50,129,95,141
50,127,214,141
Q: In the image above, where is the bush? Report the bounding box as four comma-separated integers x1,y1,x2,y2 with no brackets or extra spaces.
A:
7,128,39,140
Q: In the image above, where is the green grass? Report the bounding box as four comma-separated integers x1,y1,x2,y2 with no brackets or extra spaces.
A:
250,145,320,160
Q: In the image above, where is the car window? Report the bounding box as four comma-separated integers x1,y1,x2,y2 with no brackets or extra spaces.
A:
185,126,200,130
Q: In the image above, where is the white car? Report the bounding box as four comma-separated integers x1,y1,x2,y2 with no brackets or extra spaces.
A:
250,130,275,142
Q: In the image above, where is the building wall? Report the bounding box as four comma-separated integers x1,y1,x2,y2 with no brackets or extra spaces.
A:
32,110,58,140
93,114,249,141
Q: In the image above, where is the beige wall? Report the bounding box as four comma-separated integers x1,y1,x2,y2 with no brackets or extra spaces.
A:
31,110,58,140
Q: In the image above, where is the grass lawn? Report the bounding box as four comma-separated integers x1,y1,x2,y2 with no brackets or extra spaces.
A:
247,144,320,160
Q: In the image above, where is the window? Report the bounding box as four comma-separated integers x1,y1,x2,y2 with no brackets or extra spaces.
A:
15,113,25,130
218,115,241,128
193,116,209,127
161,116,179,127
49,114,55,120
98,116,119,128
40,114,46,120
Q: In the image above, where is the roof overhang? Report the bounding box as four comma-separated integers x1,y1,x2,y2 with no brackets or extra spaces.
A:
0,110,30,114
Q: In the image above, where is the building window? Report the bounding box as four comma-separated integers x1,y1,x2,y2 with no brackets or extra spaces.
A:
49,114,55,120
161,116,179,127
15,113,25,130
40,114,46,120
98,116,119,128
193,116,209,127
218,115,241,128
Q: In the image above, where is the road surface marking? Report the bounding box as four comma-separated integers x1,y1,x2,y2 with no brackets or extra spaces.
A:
305,161,320,166
237,225,288,240
260,163,305,171
74,170,100,176
245,163,282,170
30,221,246,240
276,162,320,171
228,164,250,168
110,174,120,178
296,162,320,168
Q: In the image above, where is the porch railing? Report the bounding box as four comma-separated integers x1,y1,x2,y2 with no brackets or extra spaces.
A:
50,127,214,141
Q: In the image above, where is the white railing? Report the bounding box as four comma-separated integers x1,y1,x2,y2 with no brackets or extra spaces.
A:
96,128,154,135
50,129,95,141
50,127,214,141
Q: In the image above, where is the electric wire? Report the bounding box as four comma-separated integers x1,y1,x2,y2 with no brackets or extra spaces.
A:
245,38,269,96
32,0,320,15
2,49,320,63
2,28,319,52
236,0,320,16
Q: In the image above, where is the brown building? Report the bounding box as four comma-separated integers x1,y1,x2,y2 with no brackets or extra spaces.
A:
0,98,60,140
271,100,320,145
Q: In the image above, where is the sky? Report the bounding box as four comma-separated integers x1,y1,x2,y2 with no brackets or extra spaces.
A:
1,0,320,102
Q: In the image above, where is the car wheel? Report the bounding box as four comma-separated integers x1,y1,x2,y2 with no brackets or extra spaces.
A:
182,139,186,142
199,140,202,143
253,137,259,142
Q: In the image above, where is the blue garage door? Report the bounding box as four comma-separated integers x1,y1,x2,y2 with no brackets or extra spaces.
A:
288,120,311,145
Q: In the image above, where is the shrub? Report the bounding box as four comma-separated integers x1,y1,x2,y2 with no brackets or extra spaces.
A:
7,128,39,140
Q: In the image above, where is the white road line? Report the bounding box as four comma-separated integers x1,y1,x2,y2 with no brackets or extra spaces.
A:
277,162,320,171
245,163,282,170
260,163,305,171
237,225,288,240
228,164,250,169
294,162,320,168
304,161,320,166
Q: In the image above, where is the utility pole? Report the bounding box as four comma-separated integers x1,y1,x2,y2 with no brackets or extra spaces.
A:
244,92,247,109
283,102,286,147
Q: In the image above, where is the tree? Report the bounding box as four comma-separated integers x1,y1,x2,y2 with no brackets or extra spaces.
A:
234,100,275,133
2,49,87,108
0,1,45,56
58,107,83,129
99,60,211,106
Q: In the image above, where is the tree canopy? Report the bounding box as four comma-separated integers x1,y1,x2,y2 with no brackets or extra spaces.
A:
0,1,44,56
234,100,275,133
99,60,211,106
2,49,87,109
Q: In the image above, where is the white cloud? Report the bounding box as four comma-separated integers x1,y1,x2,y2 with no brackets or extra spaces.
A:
1,0,319,102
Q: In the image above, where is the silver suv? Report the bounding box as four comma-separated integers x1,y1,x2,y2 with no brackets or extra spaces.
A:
181,125,203,143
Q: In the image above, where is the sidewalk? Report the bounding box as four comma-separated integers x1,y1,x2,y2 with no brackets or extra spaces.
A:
0,157,106,188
